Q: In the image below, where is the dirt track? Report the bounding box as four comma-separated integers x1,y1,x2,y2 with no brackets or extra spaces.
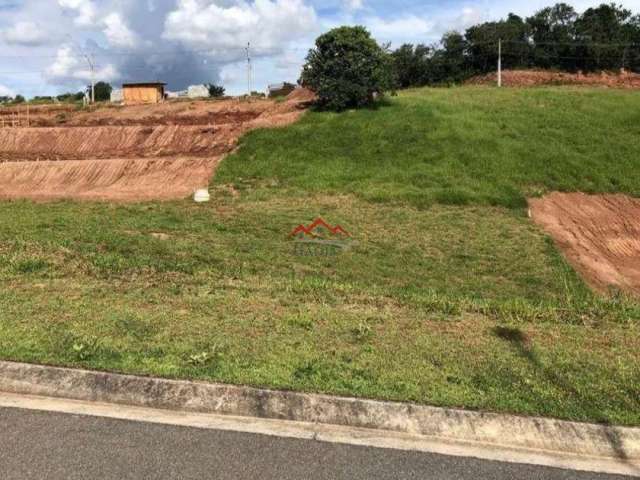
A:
0,90,314,201
529,192,640,295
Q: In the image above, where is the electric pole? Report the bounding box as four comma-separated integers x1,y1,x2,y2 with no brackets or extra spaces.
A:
246,42,252,97
84,53,96,103
498,39,502,88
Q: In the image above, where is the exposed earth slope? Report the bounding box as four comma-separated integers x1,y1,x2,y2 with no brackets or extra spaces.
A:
0,91,313,201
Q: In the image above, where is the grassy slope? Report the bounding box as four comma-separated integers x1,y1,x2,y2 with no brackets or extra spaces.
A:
217,87,640,208
0,86,638,425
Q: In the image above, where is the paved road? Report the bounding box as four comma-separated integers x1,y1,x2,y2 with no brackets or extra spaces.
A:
0,407,632,480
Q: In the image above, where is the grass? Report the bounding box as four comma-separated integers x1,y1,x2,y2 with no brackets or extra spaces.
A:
217,86,640,208
0,86,638,425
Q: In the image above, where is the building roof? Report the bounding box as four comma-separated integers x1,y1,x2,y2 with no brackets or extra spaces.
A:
122,82,167,88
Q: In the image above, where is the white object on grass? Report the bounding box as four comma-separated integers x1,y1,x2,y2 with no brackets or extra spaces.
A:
194,189,210,203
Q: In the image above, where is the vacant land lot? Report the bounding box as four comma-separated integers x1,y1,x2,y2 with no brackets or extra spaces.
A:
0,87,638,425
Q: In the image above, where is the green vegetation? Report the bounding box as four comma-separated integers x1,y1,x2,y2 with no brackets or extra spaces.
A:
391,2,640,88
302,26,395,111
0,87,638,425
93,81,113,102
207,84,226,98
219,86,640,209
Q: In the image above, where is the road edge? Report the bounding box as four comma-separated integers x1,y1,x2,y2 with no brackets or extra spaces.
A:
0,361,638,476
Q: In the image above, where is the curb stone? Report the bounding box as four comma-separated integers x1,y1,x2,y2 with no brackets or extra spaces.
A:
0,361,638,471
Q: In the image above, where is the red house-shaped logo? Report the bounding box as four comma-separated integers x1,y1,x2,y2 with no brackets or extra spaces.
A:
289,218,350,239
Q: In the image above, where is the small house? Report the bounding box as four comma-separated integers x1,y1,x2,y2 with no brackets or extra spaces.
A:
122,82,166,105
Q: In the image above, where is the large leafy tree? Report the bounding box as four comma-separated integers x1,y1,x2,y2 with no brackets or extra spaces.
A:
392,44,433,88
527,3,578,70
465,14,532,73
301,26,394,111
576,3,637,70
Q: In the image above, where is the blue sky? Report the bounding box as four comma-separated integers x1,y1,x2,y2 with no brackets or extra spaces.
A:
1,0,639,98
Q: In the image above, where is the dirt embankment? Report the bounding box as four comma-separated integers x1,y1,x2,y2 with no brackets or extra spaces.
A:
0,89,315,201
468,69,640,88
529,192,640,295
0,125,232,161
0,157,220,202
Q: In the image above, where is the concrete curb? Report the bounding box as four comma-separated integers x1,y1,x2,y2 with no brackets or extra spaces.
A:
0,361,638,472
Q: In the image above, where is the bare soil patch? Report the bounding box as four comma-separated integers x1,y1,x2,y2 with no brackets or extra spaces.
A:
0,157,220,202
529,192,640,294
468,69,640,88
0,90,313,201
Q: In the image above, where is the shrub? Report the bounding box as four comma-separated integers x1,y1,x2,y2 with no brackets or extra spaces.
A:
301,26,394,111
207,84,226,98
92,82,112,102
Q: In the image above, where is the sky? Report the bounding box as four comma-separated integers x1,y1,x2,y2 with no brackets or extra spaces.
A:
1,0,639,98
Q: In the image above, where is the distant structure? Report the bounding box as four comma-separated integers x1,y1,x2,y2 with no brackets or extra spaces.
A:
122,82,166,105
187,84,210,99
166,90,188,99
110,89,124,103
268,82,296,98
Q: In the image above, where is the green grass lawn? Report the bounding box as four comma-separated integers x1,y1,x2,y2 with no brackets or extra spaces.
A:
0,86,639,425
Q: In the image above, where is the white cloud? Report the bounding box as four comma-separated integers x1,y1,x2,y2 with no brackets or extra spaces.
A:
45,45,118,83
58,0,97,26
164,0,318,58
1,21,48,46
103,12,139,48
0,84,16,97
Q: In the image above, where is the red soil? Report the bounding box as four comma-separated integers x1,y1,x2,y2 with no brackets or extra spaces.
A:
0,89,314,201
529,192,640,295
0,157,220,202
468,69,640,88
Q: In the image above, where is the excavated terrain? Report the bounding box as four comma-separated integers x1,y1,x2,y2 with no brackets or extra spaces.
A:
468,69,640,88
0,90,315,201
529,192,640,295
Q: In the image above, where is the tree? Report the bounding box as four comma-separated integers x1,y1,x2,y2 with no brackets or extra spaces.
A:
207,84,226,97
527,3,578,70
57,91,85,102
440,32,471,82
301,26,394,111
89,82,112,102
12,95,25,104
392,44,432,88
465,14,532,74
575,3,637,70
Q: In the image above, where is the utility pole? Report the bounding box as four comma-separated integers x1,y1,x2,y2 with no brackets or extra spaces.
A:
84,53,96,103
246,42,252,97
498,39,502,88
68,36,96,104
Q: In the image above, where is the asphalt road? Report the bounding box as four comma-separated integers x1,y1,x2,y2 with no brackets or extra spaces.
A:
0,407,633,480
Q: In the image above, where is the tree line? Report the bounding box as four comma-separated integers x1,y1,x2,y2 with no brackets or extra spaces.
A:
392,2,640,88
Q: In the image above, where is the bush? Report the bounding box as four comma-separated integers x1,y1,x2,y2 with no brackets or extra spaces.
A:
57,92,85,103
301,26,394,111
91,82,112,102
207,84,226,98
